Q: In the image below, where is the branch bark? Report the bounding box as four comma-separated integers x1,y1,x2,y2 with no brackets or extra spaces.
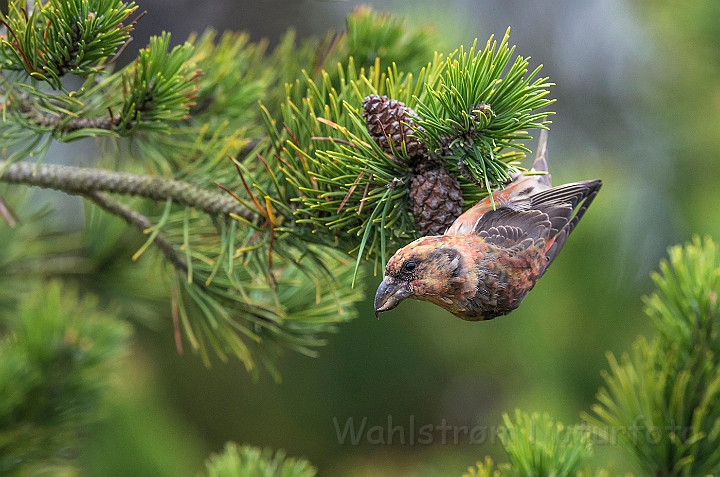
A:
0,161,256,220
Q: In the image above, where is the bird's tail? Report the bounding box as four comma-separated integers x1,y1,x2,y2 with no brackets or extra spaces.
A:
531,129,551,187
541,178,603,273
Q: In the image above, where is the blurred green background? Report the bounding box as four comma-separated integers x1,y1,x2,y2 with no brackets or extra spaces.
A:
25,0,719,475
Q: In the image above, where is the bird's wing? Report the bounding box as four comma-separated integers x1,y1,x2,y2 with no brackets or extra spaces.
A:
447,131,553,237
445,175,550,236
472,207,554,249
466,179,602,253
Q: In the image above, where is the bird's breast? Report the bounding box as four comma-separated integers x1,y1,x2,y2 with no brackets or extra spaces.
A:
458,242,545,321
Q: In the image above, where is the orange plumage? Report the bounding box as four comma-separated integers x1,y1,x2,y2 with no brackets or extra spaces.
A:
374,131,602,320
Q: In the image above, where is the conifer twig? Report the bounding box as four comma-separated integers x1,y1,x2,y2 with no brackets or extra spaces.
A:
11,92,123,132
0,161,255,220
83,190,188,272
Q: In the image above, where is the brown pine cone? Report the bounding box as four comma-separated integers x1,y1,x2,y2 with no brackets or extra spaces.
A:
362,95,427,160
409,168,464,236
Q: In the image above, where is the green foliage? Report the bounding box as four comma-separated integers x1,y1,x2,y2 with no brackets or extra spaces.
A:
168,215,366,377
413,29,554,190
0,203,84,317
463,411,593,477
118,33,199,132
500,410,593,477
0,280,131,474
0,184,172,329
645,236,720,358
588,337,720,477
150,5,447,365
259,58,445,273
125,30,271,176
0,0,138,89
189,30,271,136
500,411,592,477
262,5,439,115
0,0,384,372
586,237,720,477
262,29,553,273
341,5,438,75
0,3,197,162
463,457,508,477
203,443,316,477
0,1,552,374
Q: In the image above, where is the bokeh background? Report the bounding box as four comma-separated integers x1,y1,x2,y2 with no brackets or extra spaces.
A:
61,0,720,475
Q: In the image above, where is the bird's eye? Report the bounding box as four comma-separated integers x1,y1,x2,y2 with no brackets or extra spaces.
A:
403,261,417,272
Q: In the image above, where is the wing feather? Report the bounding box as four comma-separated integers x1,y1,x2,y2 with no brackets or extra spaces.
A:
472,208,552,248
542,179,602,270
450,179,602,256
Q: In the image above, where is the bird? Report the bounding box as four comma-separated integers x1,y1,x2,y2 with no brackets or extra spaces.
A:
374,131,602,320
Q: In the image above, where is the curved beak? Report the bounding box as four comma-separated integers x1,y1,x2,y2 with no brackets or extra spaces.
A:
374,277,411,317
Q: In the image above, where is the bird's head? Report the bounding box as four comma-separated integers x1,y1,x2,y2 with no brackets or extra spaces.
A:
374,236,464,317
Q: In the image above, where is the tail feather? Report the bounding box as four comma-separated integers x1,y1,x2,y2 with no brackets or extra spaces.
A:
532,130,551,187
542,179,602,273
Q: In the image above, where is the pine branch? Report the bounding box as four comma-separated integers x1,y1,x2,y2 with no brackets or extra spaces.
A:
83,190,187,272
585,237,720,477
0,0,139,89
412,29,555,189
0,280,131,474
0,161,254,219
13,91,122,132
203,443,316,477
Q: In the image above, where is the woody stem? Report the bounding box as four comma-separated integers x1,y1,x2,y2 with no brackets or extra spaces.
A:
0,161,254,219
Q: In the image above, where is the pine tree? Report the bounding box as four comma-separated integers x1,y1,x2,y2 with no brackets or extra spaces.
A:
0,0,571,474
1,2,718,476
0,0,553,371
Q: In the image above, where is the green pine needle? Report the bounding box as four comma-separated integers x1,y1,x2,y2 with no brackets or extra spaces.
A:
203,443,316,477
266,59,438,272
0,0,138,90
0,280,131,473
463,457,510,477
413,28,554,188
119,33,199,131
586,237,720,477
499,410,593,477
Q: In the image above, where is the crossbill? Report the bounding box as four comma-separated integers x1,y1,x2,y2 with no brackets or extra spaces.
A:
374,131,602,320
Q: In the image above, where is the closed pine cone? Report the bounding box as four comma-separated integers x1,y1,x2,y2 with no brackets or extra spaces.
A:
409,168,464,236
362,95,427,161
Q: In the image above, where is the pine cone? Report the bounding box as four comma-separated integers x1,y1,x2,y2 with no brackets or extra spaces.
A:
409,168,464,236
362,95,427,160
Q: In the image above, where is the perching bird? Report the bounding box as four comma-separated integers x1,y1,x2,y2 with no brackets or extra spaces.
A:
374,131,602,320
